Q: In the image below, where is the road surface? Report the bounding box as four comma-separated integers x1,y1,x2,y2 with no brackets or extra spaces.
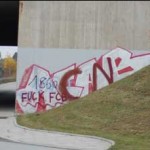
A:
0,81,16,91
0,82,61,150
0,140,60,150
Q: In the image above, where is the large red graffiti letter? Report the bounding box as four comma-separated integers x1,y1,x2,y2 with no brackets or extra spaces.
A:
59,68,82,101
93,57,113,91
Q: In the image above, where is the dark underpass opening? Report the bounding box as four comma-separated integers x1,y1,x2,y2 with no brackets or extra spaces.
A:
0,91,16,119
0,91,16,117
0,91,15,108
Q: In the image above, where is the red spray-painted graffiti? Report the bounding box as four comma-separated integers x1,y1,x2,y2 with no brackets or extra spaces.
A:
59,67,82,100
16,48,150,114
93,57,113,91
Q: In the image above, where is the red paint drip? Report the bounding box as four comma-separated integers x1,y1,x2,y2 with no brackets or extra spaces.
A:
37,91,46,112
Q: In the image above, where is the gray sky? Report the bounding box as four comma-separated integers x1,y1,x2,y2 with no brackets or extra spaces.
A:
0,46,17,59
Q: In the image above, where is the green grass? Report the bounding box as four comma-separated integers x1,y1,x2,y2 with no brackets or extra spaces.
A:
17,65,150,150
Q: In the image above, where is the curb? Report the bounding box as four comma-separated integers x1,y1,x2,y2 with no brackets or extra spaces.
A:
13,117,115,149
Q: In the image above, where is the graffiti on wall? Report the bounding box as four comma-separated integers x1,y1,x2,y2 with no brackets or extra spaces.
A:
16,48,150,113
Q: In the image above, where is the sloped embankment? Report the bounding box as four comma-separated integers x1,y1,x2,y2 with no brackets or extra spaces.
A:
17,65,150,150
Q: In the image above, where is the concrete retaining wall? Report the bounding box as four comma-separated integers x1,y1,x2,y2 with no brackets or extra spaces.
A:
18,1,150,50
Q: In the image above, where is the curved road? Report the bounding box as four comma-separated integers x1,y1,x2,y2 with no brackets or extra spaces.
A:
0,82,56,149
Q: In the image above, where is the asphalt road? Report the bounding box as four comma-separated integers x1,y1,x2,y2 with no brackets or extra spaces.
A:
0,82,66,150
0,82,16,91
0,140,60,150
0,138,55,150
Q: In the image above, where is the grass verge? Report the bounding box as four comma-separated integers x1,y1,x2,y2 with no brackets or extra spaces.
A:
17,65,150,150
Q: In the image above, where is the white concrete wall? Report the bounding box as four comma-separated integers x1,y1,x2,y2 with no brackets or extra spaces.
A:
16,48,150,113
18,1,150,50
